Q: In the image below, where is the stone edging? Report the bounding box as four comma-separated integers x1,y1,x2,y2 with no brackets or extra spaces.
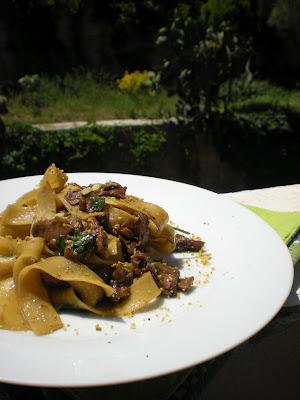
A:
33,118,172,131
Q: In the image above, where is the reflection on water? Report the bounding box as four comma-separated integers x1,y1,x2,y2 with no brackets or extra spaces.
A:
130,123,300,193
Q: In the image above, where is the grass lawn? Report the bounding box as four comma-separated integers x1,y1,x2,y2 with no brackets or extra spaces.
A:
4,73,177,124
3,75,300,126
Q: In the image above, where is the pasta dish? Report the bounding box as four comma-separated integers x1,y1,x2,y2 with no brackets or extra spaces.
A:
0,165,203,335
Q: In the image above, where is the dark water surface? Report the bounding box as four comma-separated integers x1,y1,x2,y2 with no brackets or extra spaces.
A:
116,124,299,193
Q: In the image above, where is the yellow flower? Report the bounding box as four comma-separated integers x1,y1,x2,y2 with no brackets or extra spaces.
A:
117,70,153,93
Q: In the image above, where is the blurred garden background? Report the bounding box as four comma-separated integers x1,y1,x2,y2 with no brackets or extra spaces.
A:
0,0,299,191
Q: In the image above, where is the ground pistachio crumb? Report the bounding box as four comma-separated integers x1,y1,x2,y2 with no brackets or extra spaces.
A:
198,249,212,265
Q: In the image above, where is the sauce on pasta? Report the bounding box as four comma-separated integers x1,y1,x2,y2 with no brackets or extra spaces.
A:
0,165,203,335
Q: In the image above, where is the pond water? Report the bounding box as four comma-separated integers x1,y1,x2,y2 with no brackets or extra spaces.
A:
116,124,300,193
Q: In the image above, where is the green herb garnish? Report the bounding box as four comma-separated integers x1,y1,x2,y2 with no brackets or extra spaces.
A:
56,236,66,256
173,226,191,235
153,264,160,274
88,196,105,212
72,231,96,254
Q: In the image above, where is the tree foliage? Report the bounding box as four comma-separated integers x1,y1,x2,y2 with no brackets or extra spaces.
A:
200,0,253,32
156,7,250,125
268,0,300,40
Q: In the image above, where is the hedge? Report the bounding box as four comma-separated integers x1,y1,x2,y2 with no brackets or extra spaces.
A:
0,121,167,179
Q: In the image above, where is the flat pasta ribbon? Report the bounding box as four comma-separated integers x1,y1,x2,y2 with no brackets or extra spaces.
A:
0,276,29,331
0,164,188,336
50,271,161,317
105,196,169,231
17,256,114,335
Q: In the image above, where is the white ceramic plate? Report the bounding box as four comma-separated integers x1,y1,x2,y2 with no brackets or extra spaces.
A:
0,173,293,387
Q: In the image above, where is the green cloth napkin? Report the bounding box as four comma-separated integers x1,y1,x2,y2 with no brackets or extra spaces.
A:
245,205,300,265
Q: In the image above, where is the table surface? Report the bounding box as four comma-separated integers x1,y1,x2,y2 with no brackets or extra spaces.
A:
224,184,300,307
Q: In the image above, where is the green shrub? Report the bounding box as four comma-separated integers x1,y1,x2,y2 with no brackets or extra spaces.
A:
0,121,167,179
226,79,300,135
234,106,291,135
131,128,166,163
18,74,41,91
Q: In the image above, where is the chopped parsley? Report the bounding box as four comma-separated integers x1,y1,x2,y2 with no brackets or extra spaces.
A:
72,231,96,254
88,196,105,212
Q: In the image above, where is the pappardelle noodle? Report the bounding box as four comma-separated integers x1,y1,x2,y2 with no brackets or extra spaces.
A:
0,165,204,335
